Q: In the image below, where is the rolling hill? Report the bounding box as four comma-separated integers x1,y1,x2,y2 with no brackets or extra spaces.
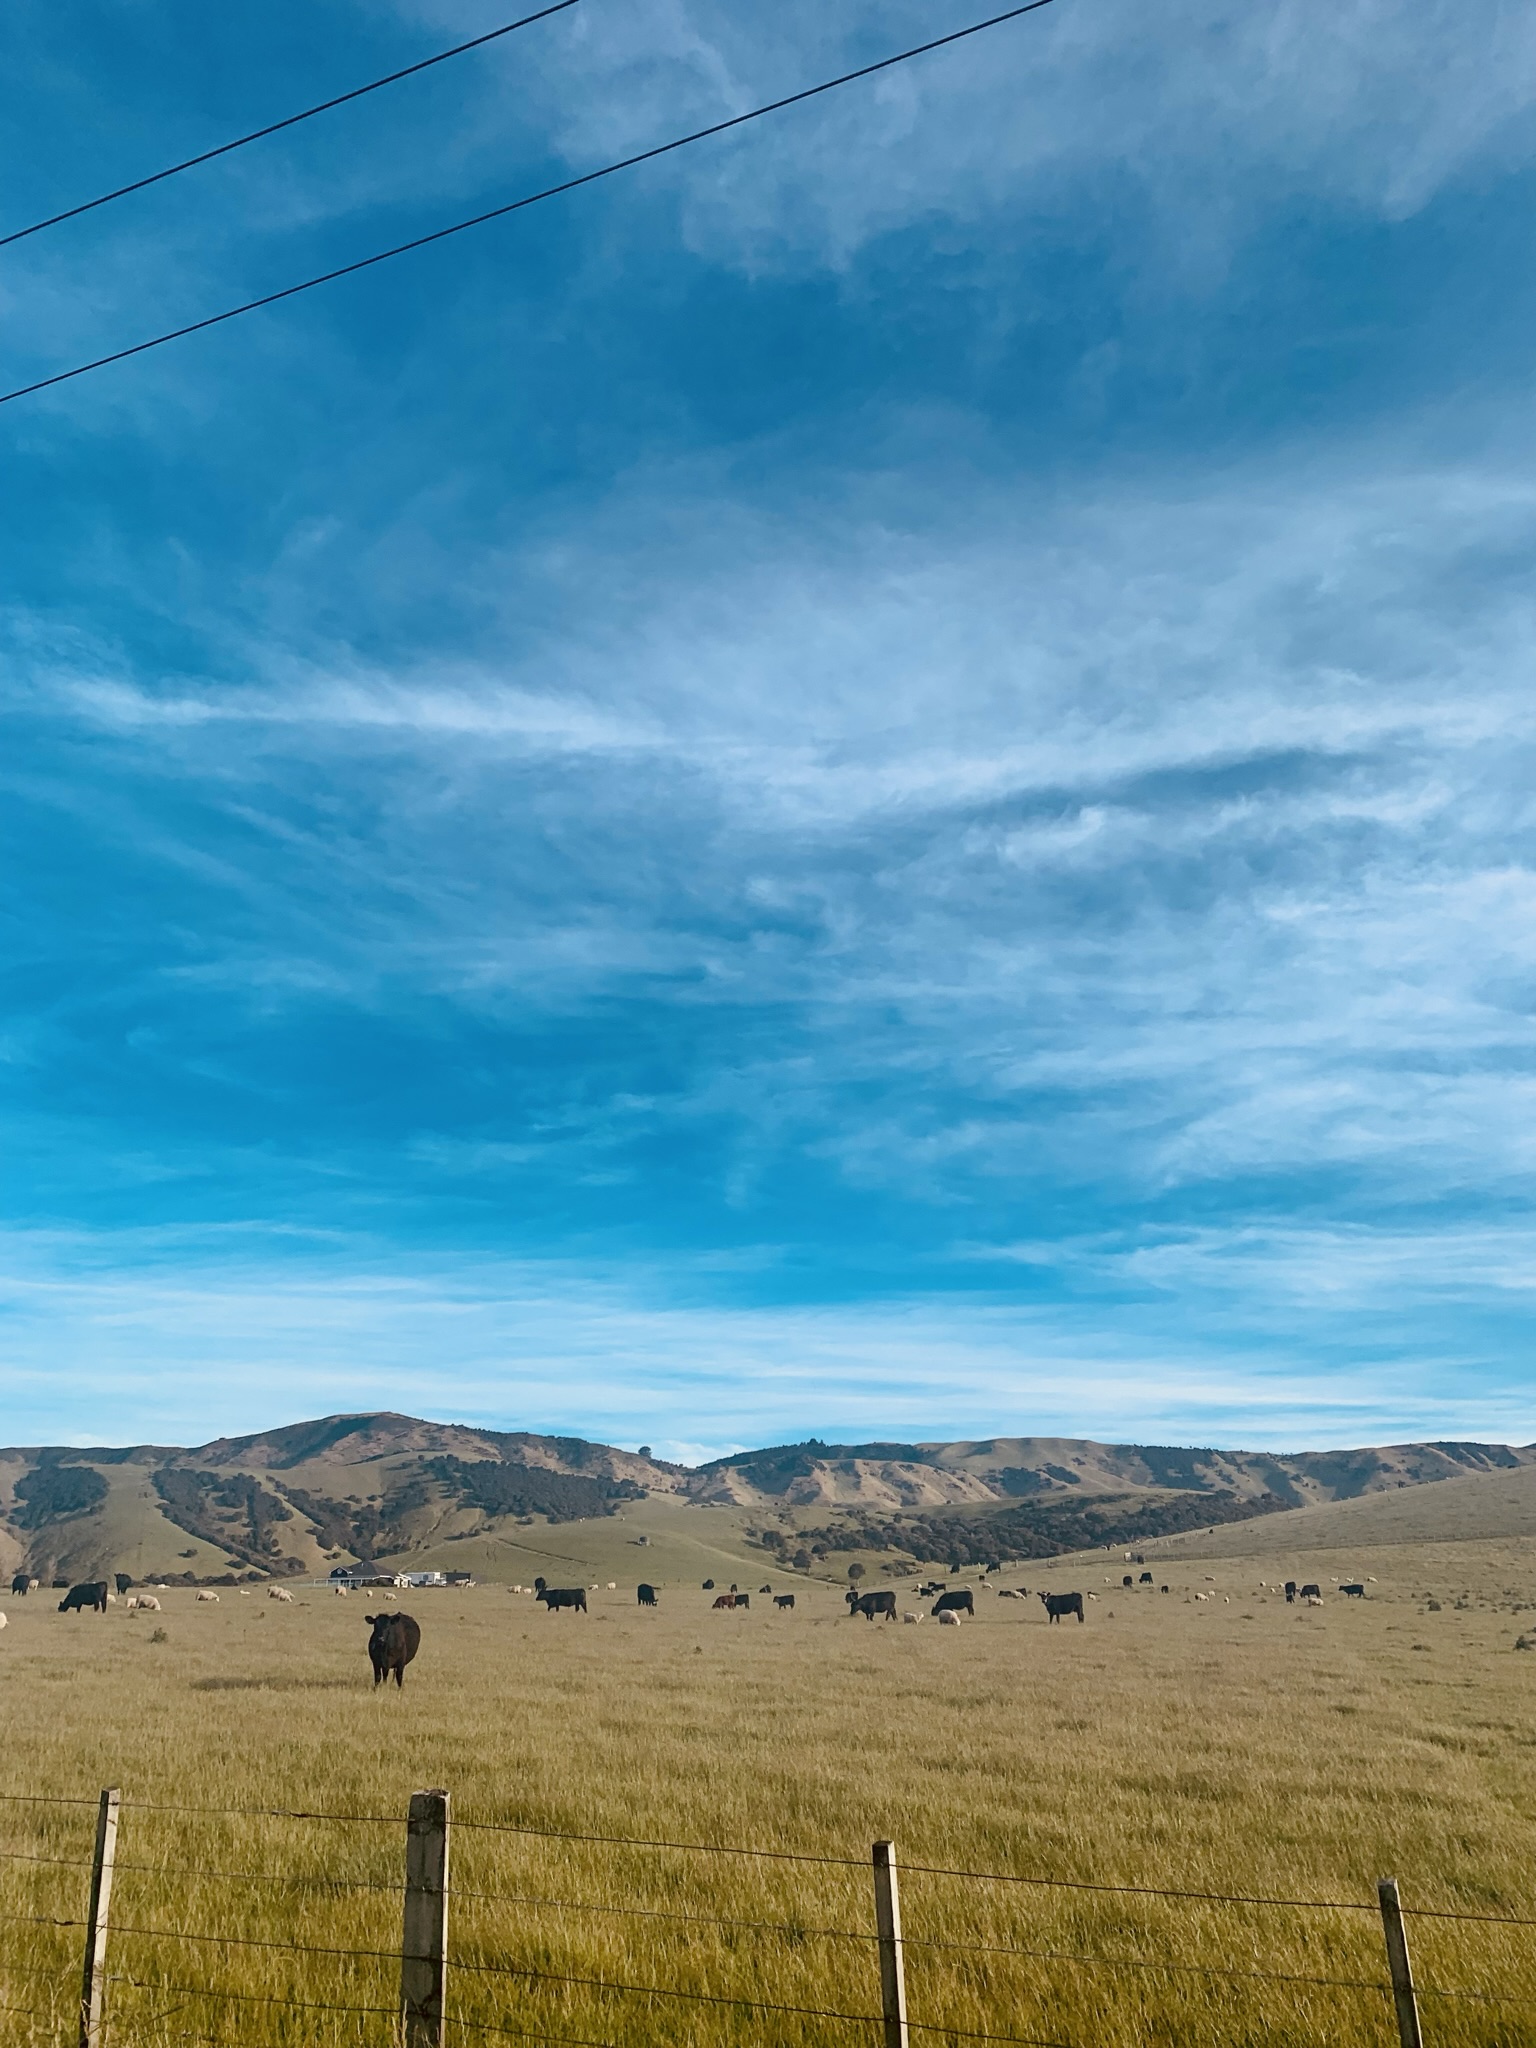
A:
1,1413,1531,1587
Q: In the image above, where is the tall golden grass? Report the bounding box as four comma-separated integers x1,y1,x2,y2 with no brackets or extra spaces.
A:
3,1539,1535,2046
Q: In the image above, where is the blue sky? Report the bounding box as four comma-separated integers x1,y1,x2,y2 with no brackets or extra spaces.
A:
4,0,1536,1457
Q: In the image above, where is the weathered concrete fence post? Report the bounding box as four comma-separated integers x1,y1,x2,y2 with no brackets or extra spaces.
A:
1378,1877,1423,2048
872,1839,910,2048
78,1786,119,2048
401,1789,451,2048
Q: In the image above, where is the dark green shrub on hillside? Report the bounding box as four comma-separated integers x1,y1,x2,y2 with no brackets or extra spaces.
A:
13,1462,108,1528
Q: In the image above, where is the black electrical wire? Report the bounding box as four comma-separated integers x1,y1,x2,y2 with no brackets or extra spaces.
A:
0,0,1055,408
0,2,578,251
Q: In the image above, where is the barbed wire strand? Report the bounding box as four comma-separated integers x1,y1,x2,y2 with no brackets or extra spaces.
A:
0,1791,100,1807
454,2018,618,2048
451,1954,882,2027
1402,1904,1536,1930
906,2024,1078,2048
903,1862,1379,1914
113,1923,396,1963
906,1861,1536,1927
106,1973,394,2019
108,1858,398,1895
456,1885,871,1943
120,1800,400,1825
899,1931,1388,1994
1414,1985,1536,2011
454,1814,865,1867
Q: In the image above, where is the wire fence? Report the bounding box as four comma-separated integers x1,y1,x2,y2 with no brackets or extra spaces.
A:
3,1785,1534,2046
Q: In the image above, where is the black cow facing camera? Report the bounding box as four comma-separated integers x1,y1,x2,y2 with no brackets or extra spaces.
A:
365,1612,421,1688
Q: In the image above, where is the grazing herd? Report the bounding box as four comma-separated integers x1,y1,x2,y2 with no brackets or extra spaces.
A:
6,1554,1375,1697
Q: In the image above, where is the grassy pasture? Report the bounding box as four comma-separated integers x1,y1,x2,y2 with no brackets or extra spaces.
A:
2,1535,1536,2048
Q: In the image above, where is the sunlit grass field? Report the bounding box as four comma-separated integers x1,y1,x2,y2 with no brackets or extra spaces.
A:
3,1535,1536,2046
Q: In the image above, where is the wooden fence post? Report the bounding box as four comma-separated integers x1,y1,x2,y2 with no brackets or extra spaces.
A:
872,1840,910,2048
78,1787,120,2048
1378,1877,1423,2048
400,1789,450,2048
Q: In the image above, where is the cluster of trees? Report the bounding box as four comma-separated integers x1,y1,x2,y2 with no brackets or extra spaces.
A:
153,1468,300,1567
12,1459,109,1529
749,1526,819,1571
423,1455,646,1525
280,1477,430,1560
780,1488,1287,1568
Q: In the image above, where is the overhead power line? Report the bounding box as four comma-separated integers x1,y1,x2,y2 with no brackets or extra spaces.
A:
0,1,579,252
0,0,1055,409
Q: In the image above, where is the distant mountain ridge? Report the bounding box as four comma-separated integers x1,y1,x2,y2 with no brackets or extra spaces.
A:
688,1435,1533,1510
1,1412,1530,1585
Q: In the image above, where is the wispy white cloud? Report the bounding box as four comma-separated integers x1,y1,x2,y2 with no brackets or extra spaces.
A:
12,433,1536,1213
478,0,1536,270
3,1225,1531,1452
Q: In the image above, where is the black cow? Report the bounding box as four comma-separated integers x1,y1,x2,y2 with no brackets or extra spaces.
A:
774,1594,795,1611
58,1581,109,1615
1139,1572,1153,1584
702,1579,715,1590
848,1589,898,1621
1341,1583,1365,1598
536,1585,588,1613
10,1573,29,1597
1299,1583,1322,1601
1160,1585,1170,1594
637,1583,658,1607
1123,1575,1134,1587
931,1590,974,1619
1284,1581,1297,1603
759,1584,772,1594
919,1582,947,1597
114,1573,133,1596
365,1611,421,1688
1039,1591,1085,1625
